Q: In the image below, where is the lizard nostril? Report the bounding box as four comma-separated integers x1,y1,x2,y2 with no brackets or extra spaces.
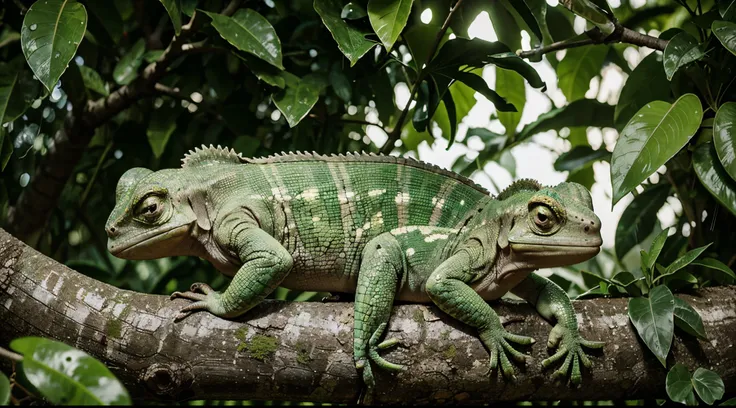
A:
584,226,590,232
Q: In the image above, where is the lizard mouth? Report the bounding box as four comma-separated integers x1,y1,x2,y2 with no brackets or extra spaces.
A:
109,224,191,259
508,242,601,267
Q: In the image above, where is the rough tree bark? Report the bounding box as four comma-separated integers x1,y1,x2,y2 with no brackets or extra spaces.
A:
1,228,735,404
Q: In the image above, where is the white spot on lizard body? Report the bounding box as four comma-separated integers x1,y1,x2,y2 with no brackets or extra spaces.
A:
368,189,386,197
406,248,415,256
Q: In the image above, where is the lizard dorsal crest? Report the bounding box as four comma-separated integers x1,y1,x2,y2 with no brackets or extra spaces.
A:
497,179,542,200
181,145,246,168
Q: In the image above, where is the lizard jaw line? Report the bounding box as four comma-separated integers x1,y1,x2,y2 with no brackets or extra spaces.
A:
109,224,191,258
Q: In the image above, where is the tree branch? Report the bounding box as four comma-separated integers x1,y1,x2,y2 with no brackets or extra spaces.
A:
380,0,465,155
1,228,734,404
5,12,208,243
517,26,668,60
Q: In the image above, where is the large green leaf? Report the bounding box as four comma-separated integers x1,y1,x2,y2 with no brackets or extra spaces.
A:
628,285,674,367
714,102,736,181
10,337,131,405
691,258,736,283
487,52,545,89
495,67,525,134
610,93,703,205
272,73,323,127
554,146,611,172
204,9,283,70
721,0,736,21
693,142,736,216
147,103,181,158
647,228,670,271
663,32,706,80
713,20,736,55
673,297,706,340
615,184,670,259
692,368,725,405
113,39,145,85
663,243,712,276
666,364,696,405
0,370,9,405
315,0,375,66
368,0,413,51
0,63,19,125
614,52,671,131
160,0,182,35
515,99,614,143
556,44,608,102
21,0,88,92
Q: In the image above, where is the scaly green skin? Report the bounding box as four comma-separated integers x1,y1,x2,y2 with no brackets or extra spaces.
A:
106,145,605,402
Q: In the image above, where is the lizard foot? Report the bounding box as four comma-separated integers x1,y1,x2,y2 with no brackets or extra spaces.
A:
542,323,605,385
368,323,405,372
170,283,225,320
479,325,535,380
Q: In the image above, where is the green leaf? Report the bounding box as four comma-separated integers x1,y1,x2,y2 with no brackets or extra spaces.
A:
236,52,285,88
0,370,9,405
429,38,510,73
662,243,712,276
714,102,736,181
442,89,457,146
10,337,131,405
329,63,352,102
691,258,736,283
628,285,674,367
113,39,146,85
614,52,671,131
693,142,736,217
342,2,368,19
454,70,515,112
559,0,615,34
160,0,182,35
721,0,736,21
494,67,524,134
515,99,614,142
673,297,707,340
0,63,19,126
693,368,725,405
182,0,197,16
614,184,670,259
272,73,323,127
147,102,181,158
20,0,88,92
204,9,283,70
713,20,736,55
720,397,736,405
449,78,477,121
523,0,552,45
85,0,123,44
79,65,108,96
556,44,608,102
0,129,12,171
667,363,695,404
315,0,375,66
610,93,703,205
609,272,645,297
412,80,430,132
647,228,670,271
488,52,545,89
663,32,706,80
554,146,611,172
368,0,413,51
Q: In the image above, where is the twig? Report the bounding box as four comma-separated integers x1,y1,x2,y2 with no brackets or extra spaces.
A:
0,346,23,362
517,26,669,60
380,0,465,154
222,0,244,17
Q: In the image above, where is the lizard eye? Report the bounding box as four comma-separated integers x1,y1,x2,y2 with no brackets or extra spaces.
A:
135,194,165,223
530,205,557,232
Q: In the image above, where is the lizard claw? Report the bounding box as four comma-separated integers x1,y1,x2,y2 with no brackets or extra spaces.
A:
480,325,534,380
542,324,604,385
170,282,225,320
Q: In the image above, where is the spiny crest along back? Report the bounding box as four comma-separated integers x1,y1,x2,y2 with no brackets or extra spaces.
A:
497,179,542,201
181,145,246,168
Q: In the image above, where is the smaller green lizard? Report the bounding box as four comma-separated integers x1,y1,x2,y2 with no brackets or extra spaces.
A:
106,146,604,402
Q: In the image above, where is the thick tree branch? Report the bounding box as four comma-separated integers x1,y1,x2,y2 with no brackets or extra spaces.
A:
517,26,668,60
1,228,734,404
5,12,207,243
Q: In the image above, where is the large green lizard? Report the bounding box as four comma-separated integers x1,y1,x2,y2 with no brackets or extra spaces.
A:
106,145,604,399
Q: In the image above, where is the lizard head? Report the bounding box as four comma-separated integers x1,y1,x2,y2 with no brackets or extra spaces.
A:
498,181,602,271
105,167,201,260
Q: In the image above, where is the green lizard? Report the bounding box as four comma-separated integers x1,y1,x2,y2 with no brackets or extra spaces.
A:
106,145,604,400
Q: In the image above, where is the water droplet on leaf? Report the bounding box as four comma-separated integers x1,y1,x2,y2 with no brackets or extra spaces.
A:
29,24,37,31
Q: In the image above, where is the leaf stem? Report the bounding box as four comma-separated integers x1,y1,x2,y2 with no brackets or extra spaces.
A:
0,346,23,362
380,0,465,154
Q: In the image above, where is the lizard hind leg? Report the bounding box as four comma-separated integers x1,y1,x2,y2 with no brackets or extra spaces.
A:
353,233,406,402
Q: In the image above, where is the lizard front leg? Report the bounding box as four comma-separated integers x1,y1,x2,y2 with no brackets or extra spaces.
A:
171,226,293,320
425,243,535,380
354,233,405,404
511,273,605,385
